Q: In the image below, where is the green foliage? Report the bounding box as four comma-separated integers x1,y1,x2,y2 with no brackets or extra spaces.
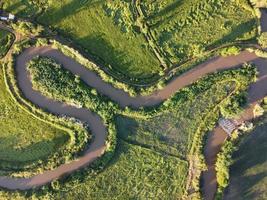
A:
254,48,267,58
0,29,14,58
58,141,188,199
215,141,236,198
250,0,267,8
0,141,188,200
118,81,236,158
3,0,258,82
220,91,248,118
220,46,241,57
37,0,161,79
1,55,92,177
11,21,44,36
257,32,267,48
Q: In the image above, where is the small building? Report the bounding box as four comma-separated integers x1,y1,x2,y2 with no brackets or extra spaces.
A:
0,10,15,21
218,118,239,136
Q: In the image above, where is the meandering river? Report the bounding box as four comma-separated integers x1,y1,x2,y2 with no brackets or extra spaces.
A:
0,10,266,200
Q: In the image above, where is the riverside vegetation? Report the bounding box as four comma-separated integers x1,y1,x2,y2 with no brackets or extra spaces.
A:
0,29,14,58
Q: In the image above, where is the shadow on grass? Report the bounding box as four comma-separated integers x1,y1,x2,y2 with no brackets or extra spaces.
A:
37,0,103,25
225,118,267,199
206,19,257,50
77,34,134,76
0,134,68,167
148,0,184,21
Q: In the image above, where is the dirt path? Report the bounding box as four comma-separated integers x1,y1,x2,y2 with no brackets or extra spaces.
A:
0,10,266,195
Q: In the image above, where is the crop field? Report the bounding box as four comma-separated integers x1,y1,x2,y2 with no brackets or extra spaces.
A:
0,29,14,58
3,0,257,81
0,68,69,170
224,114,267,200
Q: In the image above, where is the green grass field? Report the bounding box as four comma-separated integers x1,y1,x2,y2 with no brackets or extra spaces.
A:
0,68,69,169
3,0,257,81
0,29,14,58
224,114,267,200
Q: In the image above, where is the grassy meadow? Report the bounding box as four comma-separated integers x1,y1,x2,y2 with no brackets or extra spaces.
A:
0,67,70,170
0,29,14,58
224,114,267,200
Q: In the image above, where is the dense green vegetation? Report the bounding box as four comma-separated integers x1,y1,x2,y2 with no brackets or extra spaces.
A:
57,141,188,200
3,0,258,82
11,21,44,36
224,114,267,200
215,139,236,198
0,50,256,198
38,0,161,79
258,32,267,48
250,0,267,7
0,29,14,58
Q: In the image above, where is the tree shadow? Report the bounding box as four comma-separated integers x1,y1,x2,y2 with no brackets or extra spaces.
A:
148,0,184,21
225,119,267,199
77,34,134,76
38,0,103,25
206,19,257,50
0,134,68,167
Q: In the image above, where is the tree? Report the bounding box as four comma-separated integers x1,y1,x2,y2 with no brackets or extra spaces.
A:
258,32,267,48
250,0,267,8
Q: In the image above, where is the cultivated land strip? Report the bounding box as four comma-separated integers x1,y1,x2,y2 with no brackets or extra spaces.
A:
0,10,266,200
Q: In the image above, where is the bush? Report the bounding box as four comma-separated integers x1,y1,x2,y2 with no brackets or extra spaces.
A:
250,0,267,8
215,141,236,198
220,46,241,57
11,21,44,36
257,32,267,48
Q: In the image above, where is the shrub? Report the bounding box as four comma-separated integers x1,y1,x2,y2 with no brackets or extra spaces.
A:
220,46,241,57
11,21,44,36
257,32,267,48
250,0,267,8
